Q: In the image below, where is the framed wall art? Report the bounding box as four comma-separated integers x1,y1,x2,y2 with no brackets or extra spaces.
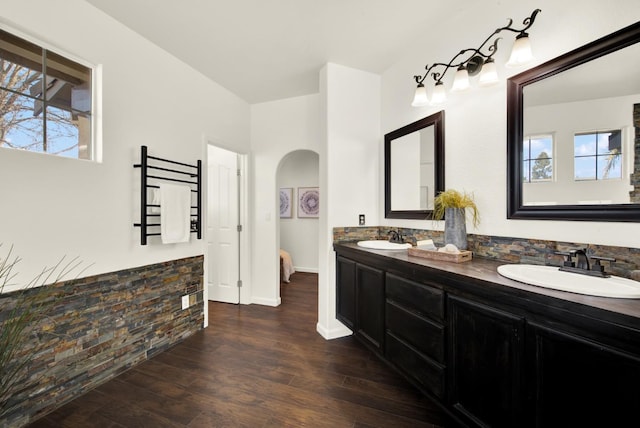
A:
279,188,293,218
298,187,319,218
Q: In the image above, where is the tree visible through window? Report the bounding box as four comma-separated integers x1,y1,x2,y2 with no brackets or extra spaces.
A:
523,135,553,182
574,130,622,180
0,28,92,159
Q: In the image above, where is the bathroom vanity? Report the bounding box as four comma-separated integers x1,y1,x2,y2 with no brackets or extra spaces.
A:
334,242,640,428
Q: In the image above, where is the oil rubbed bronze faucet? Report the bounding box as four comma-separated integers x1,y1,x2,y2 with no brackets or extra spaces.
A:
555,249,616,278
388,230,404,243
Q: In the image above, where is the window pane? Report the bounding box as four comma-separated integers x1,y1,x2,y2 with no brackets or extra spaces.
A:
75,113,91,159
44,50,91,114
523,159,531,182
0,29,44,97
575,156,596,180
607,130,622,152
597,132,613,154
46,106,90,159
0,57,44,97
598,153,622,179
529,136,552,159
46,50,91,88
531,153,553,180
523,139,530,160
0,91,44,150
575,134,596,156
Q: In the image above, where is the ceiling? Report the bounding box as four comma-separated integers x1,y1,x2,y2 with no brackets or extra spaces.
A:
84,0,475,104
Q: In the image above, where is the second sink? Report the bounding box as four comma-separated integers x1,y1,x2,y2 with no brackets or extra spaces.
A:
497,264,640,298
357,240,412,250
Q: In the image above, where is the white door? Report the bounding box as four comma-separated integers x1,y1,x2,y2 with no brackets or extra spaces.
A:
207,146,240,303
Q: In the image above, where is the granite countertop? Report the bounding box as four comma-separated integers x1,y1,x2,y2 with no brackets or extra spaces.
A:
334,242,640,322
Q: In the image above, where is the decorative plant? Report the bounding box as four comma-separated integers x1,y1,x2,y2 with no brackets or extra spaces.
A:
0,245,84,420
433,189,480,228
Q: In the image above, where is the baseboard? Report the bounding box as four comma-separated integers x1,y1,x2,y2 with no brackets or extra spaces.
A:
294,267,318,273
316,322,352,340
251,296,281,307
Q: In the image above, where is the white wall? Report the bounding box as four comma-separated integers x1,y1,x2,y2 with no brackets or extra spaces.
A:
0,0,250,287
250,94,321,305
278,151,319,273
318,63,380,339
380,0,640,247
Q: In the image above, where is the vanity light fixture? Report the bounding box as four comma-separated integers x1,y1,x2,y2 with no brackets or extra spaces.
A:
411,83,429,107
411,9,541,107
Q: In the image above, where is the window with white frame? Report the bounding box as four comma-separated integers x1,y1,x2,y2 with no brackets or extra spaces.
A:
0,28,93,160
523,134,553,182
574,130,622,180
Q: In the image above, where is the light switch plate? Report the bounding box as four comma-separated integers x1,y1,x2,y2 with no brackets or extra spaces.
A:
181,295,189,310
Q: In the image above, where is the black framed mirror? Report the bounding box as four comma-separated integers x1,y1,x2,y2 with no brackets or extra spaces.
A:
507,22,640,222
385,111,445,219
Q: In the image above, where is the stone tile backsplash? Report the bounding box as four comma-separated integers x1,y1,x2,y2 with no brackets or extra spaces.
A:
333,227,640,279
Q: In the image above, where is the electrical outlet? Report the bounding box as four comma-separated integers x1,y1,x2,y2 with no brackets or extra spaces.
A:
181,295,189,310
359,214,365,226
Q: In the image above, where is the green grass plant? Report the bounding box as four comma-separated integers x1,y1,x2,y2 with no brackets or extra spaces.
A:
433,189,480,228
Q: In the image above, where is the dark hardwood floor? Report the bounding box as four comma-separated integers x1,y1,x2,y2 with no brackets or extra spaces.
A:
29,272,452,427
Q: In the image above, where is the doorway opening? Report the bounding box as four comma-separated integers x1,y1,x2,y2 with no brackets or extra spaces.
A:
276,150,319,304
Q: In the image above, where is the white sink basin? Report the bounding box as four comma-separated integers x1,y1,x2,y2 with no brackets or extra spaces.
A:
357,240,412,250
497,264,640,298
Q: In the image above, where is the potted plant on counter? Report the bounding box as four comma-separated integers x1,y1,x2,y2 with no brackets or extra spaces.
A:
433,189,480,250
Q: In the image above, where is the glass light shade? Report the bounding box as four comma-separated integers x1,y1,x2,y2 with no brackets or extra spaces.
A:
411,83,429,107
478,58,499,86
506,33,534,67
430,81,447,105
451,66,470,92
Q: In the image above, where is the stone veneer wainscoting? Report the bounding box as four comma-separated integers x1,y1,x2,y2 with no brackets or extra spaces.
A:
0,255,204,427
333,227,640,279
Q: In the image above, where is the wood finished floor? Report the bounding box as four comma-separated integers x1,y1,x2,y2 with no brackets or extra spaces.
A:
29,272,453,428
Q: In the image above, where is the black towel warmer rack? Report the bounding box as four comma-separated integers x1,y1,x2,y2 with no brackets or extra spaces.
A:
133,145,202,245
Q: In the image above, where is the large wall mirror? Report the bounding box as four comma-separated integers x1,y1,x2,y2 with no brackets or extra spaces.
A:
385,111,445,219
507,22,640,221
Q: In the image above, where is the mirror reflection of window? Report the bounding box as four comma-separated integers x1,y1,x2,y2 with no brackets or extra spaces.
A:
523,135,553,182
574,130,622,180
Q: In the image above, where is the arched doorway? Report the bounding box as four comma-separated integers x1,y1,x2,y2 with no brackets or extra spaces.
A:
276,150,319,299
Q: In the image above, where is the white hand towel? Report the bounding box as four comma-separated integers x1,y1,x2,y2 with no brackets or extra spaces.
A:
160,183,191,244
150,188,161,213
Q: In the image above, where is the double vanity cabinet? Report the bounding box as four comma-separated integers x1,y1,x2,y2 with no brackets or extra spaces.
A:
334,243,640,428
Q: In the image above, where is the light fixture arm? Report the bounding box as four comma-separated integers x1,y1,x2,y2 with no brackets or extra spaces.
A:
413,9,541,86
497,8,542,36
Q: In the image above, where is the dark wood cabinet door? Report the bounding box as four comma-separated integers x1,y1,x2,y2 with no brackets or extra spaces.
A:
448,296,525,428
527,323,640,428
356,263,385,353
336,256,356,330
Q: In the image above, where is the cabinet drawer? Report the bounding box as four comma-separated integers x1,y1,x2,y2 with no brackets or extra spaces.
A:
386,301,445,363
386,332,445,399
386,273,444,322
